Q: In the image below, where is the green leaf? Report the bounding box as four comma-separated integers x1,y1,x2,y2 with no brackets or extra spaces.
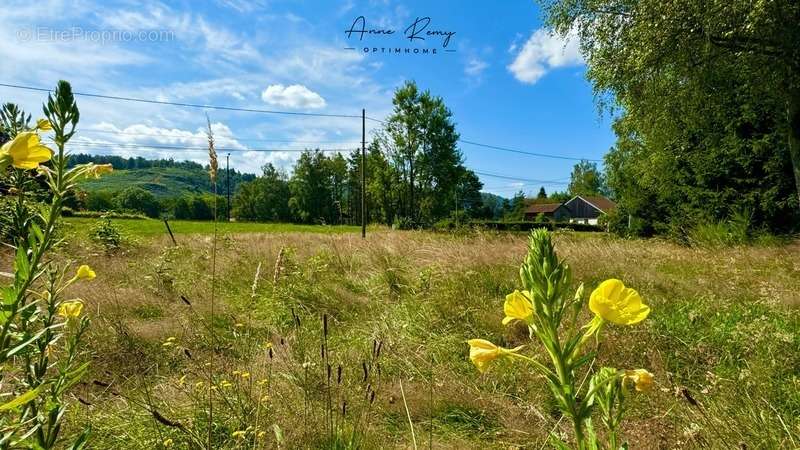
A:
0,387,41,411
65,426,91,450
14,247,30,281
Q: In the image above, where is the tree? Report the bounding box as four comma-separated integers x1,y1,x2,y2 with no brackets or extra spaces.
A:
114,186,159,217
381,81,474,225
506,190,527,221
327,153,349,224
289,150,334,224
537,187,547,199
568,160,606,197
539,0,800,234
233,163,290,222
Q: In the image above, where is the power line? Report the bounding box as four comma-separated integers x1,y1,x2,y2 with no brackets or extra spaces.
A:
472,170,570,185
459,140,601,162
77,129,368,146
2,83,600,162
66,141,354,153
0,82,362,119
365,114,600,162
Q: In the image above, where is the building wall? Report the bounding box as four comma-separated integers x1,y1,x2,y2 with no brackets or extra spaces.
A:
564,197,602,219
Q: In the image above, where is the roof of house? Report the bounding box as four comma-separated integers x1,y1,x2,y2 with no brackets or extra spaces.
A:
568,195,617,213
525,203,564,214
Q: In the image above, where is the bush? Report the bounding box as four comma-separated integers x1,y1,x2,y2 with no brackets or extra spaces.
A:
91,215,125,251
114,187,160,217
85,190,115,211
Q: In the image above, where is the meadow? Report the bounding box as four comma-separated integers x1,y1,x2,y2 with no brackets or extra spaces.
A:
40,220,800,449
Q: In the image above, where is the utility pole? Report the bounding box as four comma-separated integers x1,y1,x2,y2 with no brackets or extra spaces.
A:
361,109,366,239
226,153,231,222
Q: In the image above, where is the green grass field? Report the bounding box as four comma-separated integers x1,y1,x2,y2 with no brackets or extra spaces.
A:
45,224,800,448
65,217,363,237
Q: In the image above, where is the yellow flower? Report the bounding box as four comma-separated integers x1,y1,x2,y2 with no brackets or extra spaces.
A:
232,430,246,439
467,339,524,373
36,119,53,131
0,132,53,170
589,279,650,325
240,372,250,379
87,163,113,179
502,290,534,325
75,265,96,281
57,300,84,319
623,369,654,392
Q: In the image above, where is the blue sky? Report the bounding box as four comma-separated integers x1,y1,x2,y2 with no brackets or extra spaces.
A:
1,0,615,197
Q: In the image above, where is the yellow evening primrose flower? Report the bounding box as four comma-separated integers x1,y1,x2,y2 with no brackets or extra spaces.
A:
57,300,84,319
75,265,96,281
467,339,524,373
502,290,534,325
162,438,174,447
232,430,246,439
623,369,654,392
1,132,53,170
589,279,650,325
36,119,53,131
87,163,113,179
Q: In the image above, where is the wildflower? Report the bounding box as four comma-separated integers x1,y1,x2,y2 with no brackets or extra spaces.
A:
467,339,524,373
87,163,113,179
589,279,650,325
75,265,96,281
220,380,232,388
162,438,174,447
232,430,246,439
235,322,244,328
36,119,53,131
623,369,654,392
502,290,534,325
0,132,53,170
257,431,266,438
57,300,84,319
257,378,269,386
240,372,250,379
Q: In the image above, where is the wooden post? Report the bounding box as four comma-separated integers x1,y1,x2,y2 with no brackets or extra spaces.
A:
226,153,231,222
361,109,366,239
163,218,177,246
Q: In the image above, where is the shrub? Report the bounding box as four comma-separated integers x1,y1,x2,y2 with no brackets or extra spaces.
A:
114,186,160,217
91,215,124,251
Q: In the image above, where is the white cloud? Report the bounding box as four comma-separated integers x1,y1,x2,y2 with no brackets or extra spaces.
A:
508,28,583,84
261,84,326,109
465,57,488,77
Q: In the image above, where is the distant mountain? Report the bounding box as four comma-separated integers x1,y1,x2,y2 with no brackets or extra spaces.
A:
70,154,256,198
480,192,508,219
